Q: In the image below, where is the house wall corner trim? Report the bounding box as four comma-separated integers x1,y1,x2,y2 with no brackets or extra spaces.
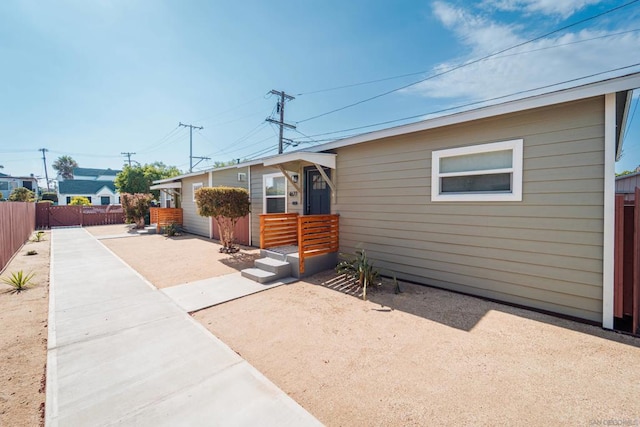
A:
602,92,616,329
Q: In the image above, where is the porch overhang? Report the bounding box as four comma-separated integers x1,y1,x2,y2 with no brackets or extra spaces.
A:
149,182,182,190
263,152,337,198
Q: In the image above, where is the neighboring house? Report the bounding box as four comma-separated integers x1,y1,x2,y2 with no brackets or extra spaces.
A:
57,167,121,205
0,172,39,199
153,72,640,329
615,171,640,202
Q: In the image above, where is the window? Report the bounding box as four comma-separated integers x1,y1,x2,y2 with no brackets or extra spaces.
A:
66,196,72,204
431,139,523,202
192,182,203,202
263,173,287,213
101,196,110,205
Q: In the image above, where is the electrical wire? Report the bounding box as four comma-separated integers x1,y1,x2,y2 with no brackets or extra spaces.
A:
296,28,640,97
296,0,640,124
292,63,640,142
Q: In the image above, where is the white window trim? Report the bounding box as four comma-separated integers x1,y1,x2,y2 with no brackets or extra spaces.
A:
192,182,203,202
263,172,287,214
431,139,523,202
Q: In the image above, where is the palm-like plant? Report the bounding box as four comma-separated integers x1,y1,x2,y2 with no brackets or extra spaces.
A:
336,249,379,300
1,271,36,294
52,155,78,180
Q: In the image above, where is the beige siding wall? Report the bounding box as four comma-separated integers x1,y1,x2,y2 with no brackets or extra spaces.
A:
181,174,210,237
211,166,249,189
334,97,605,322
250,165,302,246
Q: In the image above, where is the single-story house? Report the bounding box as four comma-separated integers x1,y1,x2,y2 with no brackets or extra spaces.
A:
58,180,119,205
57,167,121,205
152,71,640,329
0,172,39,199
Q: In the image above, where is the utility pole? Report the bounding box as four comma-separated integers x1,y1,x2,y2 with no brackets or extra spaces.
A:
265,90,296,154
39,148,50,191
179,122,204,172
121,152,136,167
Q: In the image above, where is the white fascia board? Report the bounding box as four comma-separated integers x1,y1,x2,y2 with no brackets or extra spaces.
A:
309,72,640,153
150,182,183,190
263,152,336,169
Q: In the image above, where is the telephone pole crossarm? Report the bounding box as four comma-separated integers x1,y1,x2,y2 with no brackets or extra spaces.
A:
179,122,204,172
266,90,296,154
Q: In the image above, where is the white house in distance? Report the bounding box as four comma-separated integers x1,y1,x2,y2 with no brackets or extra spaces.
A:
57,167,121,205
0,172,39,200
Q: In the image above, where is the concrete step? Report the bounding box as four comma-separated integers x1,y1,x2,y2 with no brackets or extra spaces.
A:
136,226,157,235
241,268,282,284
254,257,291,276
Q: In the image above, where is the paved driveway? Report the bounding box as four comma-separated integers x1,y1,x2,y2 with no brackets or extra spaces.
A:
46,227,320,426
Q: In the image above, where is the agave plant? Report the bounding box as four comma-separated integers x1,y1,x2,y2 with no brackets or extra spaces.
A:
1,271,36,294
33,231,45,242
336,249,379,300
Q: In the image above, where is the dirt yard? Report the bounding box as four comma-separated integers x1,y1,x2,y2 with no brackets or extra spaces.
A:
86,224,260,288
4,224,640,426
194,274,640,426
0,231,50,427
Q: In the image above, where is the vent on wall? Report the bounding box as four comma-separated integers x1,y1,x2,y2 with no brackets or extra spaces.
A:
238,173,247,182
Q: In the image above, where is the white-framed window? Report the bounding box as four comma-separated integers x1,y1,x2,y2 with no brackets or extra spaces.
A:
192,182,203,202
431,139,523,202
263,173,287,213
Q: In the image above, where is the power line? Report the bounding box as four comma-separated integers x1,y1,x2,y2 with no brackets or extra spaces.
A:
296,0,640,124
292,63,640,142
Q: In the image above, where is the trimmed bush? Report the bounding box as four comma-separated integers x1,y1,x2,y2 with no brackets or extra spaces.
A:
195,187,250,253
121,192,153,229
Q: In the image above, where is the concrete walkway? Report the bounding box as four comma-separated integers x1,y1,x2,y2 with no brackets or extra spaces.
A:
162,273,295,312
46,227,320,427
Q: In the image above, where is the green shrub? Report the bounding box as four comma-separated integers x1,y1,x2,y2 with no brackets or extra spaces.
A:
69,196,91,206
1,271,36,293
8,187,35,202
195,187,250,253
121,192,153,229
336,249,380,301
40,192,58,203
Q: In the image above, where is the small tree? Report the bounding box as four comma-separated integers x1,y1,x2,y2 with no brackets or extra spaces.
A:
195,187,250,253
121,192,153,229
69,196,91,206
8,187,35,202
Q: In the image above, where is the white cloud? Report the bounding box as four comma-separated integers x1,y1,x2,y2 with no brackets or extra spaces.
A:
483,0,604,19
409,2,640,105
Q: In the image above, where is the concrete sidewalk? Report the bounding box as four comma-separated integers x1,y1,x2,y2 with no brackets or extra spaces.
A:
46,227,320,426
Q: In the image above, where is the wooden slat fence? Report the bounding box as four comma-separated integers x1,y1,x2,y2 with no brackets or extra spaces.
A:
0,202,36,272
149,207,183,232
260,213,299,249
36,203,125,228
298,214,339,273
614,189,640,335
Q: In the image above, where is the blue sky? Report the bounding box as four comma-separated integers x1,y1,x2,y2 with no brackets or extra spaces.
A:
1,0,640,183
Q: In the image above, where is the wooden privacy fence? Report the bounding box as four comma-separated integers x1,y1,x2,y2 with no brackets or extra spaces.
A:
149,207,183,232
614,188,640,335
298,215,339,273
260,213,339,273
36,203,125,228
0,202,35,272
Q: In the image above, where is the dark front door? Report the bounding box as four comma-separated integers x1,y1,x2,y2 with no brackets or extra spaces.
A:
305,167,331,215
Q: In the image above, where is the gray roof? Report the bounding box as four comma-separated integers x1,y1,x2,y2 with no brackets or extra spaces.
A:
59,180,117,195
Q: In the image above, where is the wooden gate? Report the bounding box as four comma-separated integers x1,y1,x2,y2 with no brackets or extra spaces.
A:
212,215,250,246
614,188,640,335
49,206,82,227
36,203,125,228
